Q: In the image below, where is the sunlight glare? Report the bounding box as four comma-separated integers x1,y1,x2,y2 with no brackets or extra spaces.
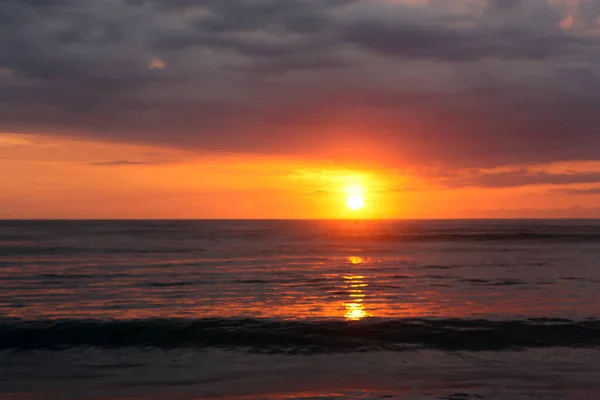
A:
347,195,364,210
345,184,366,211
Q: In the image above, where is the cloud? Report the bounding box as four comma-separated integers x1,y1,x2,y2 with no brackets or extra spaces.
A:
148,57,166,70
463,206,600,218
340,0,590,62
442,169,600,188
559,13,575,29
0,136,34,148
549,186,600,194
1,0,600,169
89,159,170,166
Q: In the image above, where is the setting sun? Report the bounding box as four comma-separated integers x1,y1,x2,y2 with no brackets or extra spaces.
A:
345,184,366,211
347,195,365,210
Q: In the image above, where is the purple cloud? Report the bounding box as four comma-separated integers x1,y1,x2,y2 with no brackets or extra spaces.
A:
0,0,600,173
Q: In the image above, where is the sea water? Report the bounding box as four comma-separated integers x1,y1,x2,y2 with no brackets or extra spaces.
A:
2,220,600,399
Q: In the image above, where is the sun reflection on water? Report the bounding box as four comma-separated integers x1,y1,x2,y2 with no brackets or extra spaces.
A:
345,300,367,320
347,256,364,265
343,257,369,320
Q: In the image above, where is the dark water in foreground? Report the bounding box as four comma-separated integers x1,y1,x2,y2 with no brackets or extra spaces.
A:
2,220,600,399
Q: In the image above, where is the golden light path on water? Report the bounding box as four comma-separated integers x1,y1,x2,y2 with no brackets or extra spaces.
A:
343,256,370,321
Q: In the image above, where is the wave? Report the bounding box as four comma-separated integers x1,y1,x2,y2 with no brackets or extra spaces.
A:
4,232,600,257
2,318,600,354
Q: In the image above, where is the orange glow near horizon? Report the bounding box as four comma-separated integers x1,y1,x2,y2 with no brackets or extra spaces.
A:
2,132,600,219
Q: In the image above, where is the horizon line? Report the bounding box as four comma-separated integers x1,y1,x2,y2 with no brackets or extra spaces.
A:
1,218,600,222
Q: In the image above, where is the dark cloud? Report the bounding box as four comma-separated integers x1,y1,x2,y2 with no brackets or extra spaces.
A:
1,0,600,170
444,169,600,189
550,187,600,195
340,0,589,62
486,0,524,12
465,206,600,218
89,160,170,166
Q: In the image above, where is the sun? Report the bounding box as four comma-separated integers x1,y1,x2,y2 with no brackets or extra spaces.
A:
347,194,364,210
345,184,366,211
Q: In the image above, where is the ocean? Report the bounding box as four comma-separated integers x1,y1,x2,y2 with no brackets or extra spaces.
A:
1,220,600,399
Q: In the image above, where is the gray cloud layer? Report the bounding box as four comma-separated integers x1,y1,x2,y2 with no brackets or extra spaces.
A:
446,169,600,188
1,0,600,168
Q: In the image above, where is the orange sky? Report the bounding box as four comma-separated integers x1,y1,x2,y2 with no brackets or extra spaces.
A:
2,133,600,219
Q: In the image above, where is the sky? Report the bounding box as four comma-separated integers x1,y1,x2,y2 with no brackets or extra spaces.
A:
2,0,600,219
